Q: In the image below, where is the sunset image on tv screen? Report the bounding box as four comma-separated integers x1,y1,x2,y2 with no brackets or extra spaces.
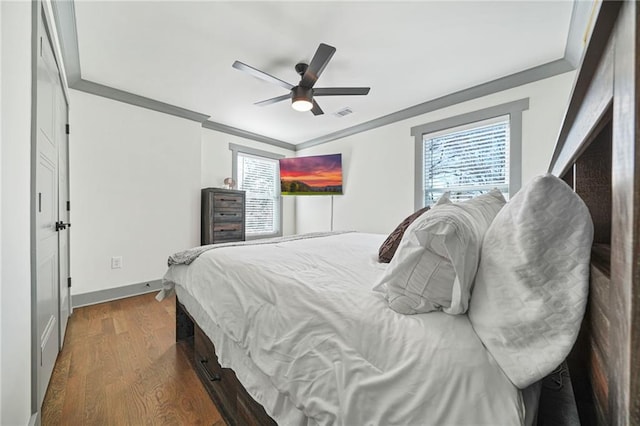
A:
279,154,343,195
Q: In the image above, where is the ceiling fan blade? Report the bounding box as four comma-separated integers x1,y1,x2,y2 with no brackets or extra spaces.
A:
310,99,324,116
232,61,294,91
314,87,370,96
300,43,336,88
254,94,291,106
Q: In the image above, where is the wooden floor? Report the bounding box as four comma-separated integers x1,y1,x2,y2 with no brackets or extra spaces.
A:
41,292,225,426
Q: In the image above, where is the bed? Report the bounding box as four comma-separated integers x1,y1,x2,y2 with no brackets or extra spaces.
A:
163,230,551,425
162,2,639,424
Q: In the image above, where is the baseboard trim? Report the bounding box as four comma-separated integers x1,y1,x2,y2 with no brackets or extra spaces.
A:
72,279,163,308
28,411,40,426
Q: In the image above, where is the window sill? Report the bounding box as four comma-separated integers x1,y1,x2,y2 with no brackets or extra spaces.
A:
246,232,282,241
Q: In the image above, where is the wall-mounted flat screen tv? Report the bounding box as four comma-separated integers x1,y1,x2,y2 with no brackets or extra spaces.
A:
279,153,343,195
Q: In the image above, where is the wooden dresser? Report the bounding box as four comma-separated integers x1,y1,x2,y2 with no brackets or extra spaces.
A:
201,188,245,245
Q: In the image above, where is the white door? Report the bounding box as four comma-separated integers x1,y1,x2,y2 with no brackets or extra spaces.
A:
36,17,64,407
57,84,70,347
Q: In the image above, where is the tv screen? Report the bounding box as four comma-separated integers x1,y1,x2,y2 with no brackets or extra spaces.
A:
279,153,343,195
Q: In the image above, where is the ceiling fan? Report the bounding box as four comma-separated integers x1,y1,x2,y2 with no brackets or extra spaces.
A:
232,43,370,116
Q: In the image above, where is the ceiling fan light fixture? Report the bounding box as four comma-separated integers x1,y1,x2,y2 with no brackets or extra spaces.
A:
292,99,313,112
291,86,313,112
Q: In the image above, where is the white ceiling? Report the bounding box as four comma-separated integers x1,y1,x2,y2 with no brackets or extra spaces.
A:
73,1,574,145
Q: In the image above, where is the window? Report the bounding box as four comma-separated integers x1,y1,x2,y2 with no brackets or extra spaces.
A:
412,99,528,208
237,153,280,236
230,144,283,239
423,116,509,204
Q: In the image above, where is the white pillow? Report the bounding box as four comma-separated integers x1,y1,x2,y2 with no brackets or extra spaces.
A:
468,174,593,389
374,189,505,315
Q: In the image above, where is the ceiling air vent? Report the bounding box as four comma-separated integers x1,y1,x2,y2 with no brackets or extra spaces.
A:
334,107,353,118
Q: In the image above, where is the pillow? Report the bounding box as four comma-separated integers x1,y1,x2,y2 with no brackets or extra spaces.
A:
374,189,505,315
378,206,431,263
468,174,593,389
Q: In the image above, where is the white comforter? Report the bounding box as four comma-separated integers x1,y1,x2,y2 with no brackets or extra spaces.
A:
164,232,526,425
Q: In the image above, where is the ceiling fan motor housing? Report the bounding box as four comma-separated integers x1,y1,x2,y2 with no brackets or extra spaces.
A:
292,86,313,102
295,62,309,77
291,86,313,111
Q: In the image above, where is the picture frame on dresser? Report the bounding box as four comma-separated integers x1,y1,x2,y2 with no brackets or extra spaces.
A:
201,188,246,245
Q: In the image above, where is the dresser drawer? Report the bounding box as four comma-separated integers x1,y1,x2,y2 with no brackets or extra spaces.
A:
194,326,237,420
213,223,243,242
193,324,277,426
213,222,242,232
214,193,244,210
213,211,243,222
214,232,243,242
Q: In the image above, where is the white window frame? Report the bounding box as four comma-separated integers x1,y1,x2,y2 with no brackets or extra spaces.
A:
230,143,284,239
411,98,529,209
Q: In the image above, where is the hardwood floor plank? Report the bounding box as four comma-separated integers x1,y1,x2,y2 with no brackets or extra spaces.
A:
83,369,108,424
42,293,223,425
41,343,71,424
59,371,86,424
112,303,129,335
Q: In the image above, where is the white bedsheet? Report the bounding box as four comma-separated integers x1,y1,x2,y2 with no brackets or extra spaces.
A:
164,232,527,425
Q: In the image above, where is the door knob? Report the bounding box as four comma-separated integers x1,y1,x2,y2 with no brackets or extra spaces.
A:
55,221,71,231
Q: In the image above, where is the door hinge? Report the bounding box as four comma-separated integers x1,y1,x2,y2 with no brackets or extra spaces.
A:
65,124,70,135
68,277,71,288
67,201,70,211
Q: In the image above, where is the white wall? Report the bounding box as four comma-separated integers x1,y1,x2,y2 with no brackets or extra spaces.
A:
0,0,4,416
0,0,4,413
201,128,296,236
296,71,576,235
69,90,202,296
69,96,298,299
1,1,33,424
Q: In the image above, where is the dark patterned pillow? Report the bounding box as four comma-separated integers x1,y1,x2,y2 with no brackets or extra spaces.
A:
378,206,431,263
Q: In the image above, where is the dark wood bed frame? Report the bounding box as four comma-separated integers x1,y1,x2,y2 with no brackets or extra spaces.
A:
176,2,639,424
547,1,639,424
176,300,276,426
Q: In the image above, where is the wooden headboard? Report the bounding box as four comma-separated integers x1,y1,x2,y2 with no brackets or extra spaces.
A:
548,1,639,424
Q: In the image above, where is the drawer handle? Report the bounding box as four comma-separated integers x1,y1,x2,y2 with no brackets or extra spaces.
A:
219,198,236,202
219,229,235,232
219,213,238,216
199,359,221,382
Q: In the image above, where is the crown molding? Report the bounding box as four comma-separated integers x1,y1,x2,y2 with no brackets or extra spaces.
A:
53,1,583,151
297,59,572,150
71,79,210,123
203,121,295,151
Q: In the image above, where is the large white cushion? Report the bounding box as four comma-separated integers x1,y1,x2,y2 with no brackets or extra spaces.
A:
375,189,505,315
468,174,593,389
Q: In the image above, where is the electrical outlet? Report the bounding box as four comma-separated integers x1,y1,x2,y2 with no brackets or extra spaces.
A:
111,256,123,269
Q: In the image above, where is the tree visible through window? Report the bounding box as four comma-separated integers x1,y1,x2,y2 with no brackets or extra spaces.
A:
237,152,281,237
423,116,510,204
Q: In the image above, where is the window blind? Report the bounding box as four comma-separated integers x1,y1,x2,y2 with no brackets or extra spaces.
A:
237,153,280,236
423,116,509,204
